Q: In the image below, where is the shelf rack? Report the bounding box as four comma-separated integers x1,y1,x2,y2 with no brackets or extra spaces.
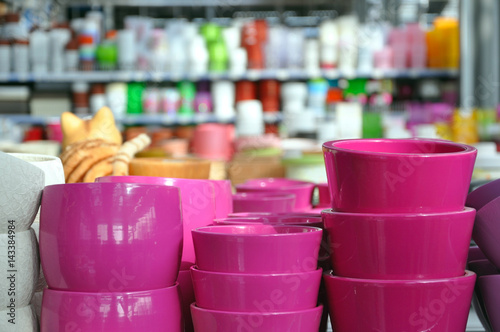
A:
0,69,459,83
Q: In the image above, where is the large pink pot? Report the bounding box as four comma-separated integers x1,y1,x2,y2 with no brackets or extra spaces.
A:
324,270,476,332
40,284,182,332
322,208,475,279
40,182,183,292
323,138,476,213
96,176,216,266
208,179,233,218
236,178,315,212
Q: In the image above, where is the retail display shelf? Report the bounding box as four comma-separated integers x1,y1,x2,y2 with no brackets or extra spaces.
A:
0,112,283,125
0,69,459,83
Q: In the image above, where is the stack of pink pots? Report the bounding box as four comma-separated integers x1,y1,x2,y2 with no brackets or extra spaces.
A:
322,138,478,332
95,176,233,332
190,224,324,332
38,182,184,332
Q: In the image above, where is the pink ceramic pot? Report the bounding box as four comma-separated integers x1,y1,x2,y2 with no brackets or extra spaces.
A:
236,178,315,212
190,303,323,332
191,266,321,312
468,246,487,263
472,195,500,270
96,176,216,266
178,268,195,332
40,182,183,292
232,192,296,213
324,270,476,332
208,179,233,218
466,178,500,211
192,225,322,273
316,183,330,208
323,139,477,213
40,284,182,332
322,208,475,279
478,275,500,332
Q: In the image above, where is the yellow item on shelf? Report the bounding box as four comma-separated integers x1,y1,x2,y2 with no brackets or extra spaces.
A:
452,109,479,144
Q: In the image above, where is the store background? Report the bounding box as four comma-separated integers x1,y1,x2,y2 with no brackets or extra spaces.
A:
0,0,495,330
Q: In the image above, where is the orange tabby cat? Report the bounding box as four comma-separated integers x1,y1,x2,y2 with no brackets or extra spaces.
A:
61,107,123,149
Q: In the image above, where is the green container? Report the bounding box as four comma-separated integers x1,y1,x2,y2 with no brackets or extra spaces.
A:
177,81,196,116
96,41,118,70
362,111,383,138
127,83,145,114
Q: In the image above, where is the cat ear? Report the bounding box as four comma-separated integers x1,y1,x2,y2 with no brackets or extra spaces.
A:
61,112,83,134
92,106,115,125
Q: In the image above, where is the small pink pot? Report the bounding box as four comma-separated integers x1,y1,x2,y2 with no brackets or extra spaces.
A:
236,178,315,212
190,304,323,332
40,182,183,292
192,224,322,273
191,266,322,312
40,284,183,332
323,138,476,213
178,268,196,332
322,208,475,279
324,270,476,332
232,192,296,213
96,176,216,266
316,183,330,208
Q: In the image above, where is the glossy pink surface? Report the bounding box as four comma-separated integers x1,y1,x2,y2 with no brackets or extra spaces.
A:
40,182,183,292
191,266,321,312
323,139,477,213
316,183,330,208
192,225,322,273
473,196,500,270
232,192,296,213
40,284,183,332
324,270,476,332
97,176,216,266
178,268,195,332
322,208,475,279
466,178,500,210
208,179,233,218
479,275,500,332
236,178,315,212
218,213,322,227
190,304,323,332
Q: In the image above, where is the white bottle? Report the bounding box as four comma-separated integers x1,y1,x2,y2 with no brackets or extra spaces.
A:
30,30,49,73
212,81,236,121
0,40,11,73
117,29,136,71
189,34,209,77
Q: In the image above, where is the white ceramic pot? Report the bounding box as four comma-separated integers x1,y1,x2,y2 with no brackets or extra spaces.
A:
0,228,39,309
0,152,45,233
0,304,38,332
31,223,46,292
30,291,43,325
8,153,64,224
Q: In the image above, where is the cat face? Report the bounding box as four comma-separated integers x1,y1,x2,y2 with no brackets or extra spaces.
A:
61,107,123,149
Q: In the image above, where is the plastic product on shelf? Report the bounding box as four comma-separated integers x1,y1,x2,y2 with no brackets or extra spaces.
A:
212,80,236,121
117,29,136,71
29,30,49,73
236,99,264,137
0,39,10,73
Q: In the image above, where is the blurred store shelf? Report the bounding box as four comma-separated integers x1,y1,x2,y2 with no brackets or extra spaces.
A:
0,69,459,83
0,112,283,126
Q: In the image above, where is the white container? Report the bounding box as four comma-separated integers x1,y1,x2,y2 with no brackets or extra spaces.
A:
0,43,11,73
0,229,39,308
223,26,241,51
189,35,209,76
304,39,320,73
281,82,308,105
29,30,49,73
229,47,247,76
64,49,79,71
236,99,264,137
12,41,29,74
117,29,136,71
212,81,236,121
0,304,37,332
106,83,127,118
49,29,71,73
